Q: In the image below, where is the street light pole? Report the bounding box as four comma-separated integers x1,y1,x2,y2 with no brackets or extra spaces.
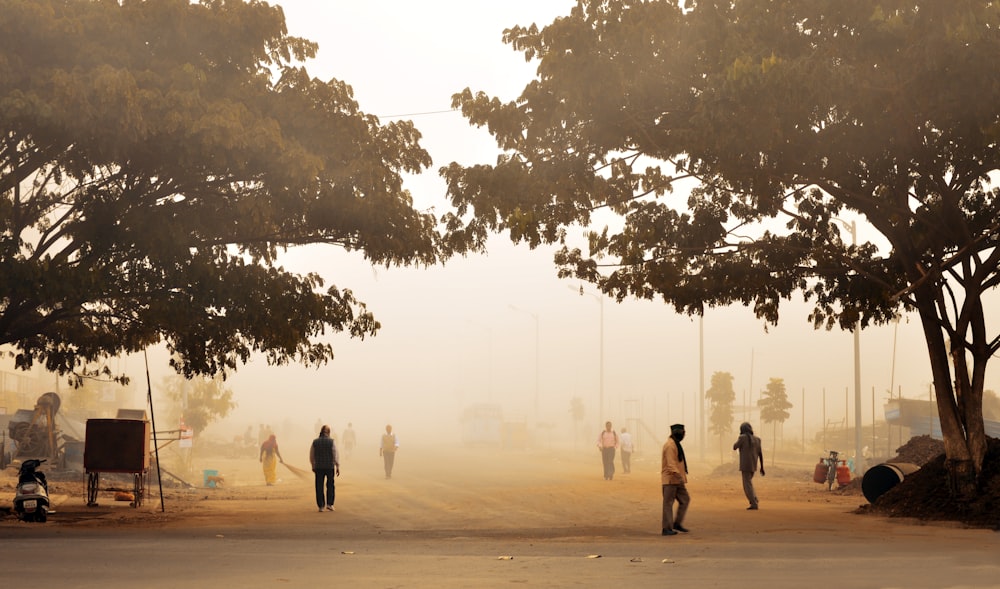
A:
466,320,493,402
509,305,540,423
699,314,705,461
850,221,863,474
837,218,864,475
572,285,605,424
599,295,604,422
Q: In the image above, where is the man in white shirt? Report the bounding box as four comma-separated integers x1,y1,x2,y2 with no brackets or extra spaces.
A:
380,424,399,479
620,427,634,474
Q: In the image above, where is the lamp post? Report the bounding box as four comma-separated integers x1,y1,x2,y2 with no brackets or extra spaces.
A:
835,218,864,475
571,285,604,424
888,316,900,456
508,305,540,422
466,320,493,402
699,314,706,461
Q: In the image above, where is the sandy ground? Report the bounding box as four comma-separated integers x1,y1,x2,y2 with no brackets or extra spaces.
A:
2,441,1000,588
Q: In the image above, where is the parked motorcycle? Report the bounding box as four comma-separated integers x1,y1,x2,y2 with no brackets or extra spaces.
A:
14,458,49,522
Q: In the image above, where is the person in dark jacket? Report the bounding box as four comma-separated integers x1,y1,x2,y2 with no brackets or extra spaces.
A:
733,422,765,510
661,423,690,535
310,425,340,512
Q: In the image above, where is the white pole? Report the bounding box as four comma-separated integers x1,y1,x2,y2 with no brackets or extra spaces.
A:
571,286,604,425
851,220,864,475
509,305,541,423
699,314,705,460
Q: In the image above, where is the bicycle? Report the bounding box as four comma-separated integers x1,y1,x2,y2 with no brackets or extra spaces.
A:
813,450,848,491
823,450,840,490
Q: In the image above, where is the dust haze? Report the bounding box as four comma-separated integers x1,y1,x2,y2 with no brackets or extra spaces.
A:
126,259,986,492
55,231,996,487
6,0,1000,490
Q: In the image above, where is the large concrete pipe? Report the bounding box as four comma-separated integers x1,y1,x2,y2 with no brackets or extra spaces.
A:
862,462,920,503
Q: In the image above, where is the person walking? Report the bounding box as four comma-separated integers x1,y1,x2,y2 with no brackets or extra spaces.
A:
661,423,690,536
733,421,765,510
309,425,340,512
596,421,619,480
259,433,283,486
343,422,357,459
380,424,399,479
620,427,634,474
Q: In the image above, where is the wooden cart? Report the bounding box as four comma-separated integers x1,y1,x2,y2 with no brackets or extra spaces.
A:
83,418,150,507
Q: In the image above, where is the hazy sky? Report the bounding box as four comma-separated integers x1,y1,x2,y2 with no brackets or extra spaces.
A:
133,1,993,453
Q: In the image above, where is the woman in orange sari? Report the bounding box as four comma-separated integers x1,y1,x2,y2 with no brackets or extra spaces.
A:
259,434,283,485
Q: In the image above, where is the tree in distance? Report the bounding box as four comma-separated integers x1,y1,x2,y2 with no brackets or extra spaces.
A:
162,372,236,444
0,0,446,384
443,0,1000,499
758,377,793,467
706,371,736,464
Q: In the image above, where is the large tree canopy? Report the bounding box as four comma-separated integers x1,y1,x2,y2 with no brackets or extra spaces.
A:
444,0,1000,498
0,0,445,381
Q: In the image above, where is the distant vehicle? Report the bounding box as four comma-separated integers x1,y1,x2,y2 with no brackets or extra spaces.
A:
461,404,503,446
460,403,528,449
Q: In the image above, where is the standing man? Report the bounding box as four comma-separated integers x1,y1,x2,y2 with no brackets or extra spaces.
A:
596,421,619,480
309,425,340,512
380,424,399,479
342,422,357,459
661,423,690,536
733,421,765,510
620,427,634,474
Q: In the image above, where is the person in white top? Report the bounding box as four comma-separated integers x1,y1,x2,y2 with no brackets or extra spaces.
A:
380,424,399,479
619,427,634,474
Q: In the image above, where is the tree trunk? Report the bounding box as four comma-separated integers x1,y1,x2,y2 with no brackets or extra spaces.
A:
772,422,777,468
914,294,982,501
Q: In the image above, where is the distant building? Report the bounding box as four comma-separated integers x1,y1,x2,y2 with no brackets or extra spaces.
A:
884,397,1000,439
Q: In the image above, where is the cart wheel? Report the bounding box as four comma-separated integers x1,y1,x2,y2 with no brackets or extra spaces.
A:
131,473,144,508
86,472,99,506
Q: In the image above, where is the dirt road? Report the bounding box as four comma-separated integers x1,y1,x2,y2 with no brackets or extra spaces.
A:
2,442,998,588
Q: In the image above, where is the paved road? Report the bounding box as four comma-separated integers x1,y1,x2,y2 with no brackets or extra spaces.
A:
2,446,999,588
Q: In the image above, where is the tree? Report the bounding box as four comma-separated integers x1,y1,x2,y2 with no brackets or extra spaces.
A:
0,0,444,384
705,371,735,464
758,377,793,466
444,0,1000,499
162,373,236,440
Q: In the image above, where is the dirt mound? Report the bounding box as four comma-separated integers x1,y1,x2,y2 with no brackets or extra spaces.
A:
889,435,945,466
860,436,1000,529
